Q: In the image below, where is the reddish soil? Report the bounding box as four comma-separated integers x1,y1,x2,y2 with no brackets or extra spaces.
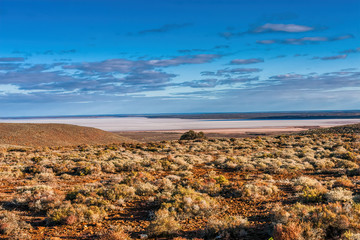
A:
0,123,135,147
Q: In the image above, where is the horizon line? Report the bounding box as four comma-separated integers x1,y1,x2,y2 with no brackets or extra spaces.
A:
1,109,360,119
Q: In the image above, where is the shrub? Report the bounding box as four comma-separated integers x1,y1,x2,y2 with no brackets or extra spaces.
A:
213,175,229,185
199,181,222,196
160,187,220,219
73,166,93,176
325,188,353,202
298,186,324,203
34,172,56,182
148,209,180,236
14,185,63,212
156,178,175,192
0,211,31,239
336,159,358,169
271,202,360,240
180,130,206,140
293,176,323,191
293,176,327,202
205,215,248,239
98,184,136,201
48,202,107,224
240,181,278,200
273,222,302,240
136,182,158,196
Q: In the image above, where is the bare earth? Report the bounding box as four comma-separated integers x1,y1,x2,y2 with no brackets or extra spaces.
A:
0,123,134,147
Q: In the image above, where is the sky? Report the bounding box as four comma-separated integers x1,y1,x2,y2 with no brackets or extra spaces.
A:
0,0,359,117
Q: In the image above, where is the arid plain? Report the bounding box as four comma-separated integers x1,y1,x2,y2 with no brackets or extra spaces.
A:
0,118,360,239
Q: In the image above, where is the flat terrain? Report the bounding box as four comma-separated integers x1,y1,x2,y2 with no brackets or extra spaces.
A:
2,117,360,131
0,123,134,147
116,126,317,142
139,110,360,120
0,124,360,239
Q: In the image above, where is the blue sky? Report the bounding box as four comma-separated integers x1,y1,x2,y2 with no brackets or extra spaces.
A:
0,0,359,117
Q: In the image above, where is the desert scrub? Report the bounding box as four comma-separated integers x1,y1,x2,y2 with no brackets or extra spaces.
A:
194,172,230,196
239,181,278,200
333,150,356,161
159,187,221,219
33,171,56,182
46,184,133,224
271,202,360,240
0,165,22,179
100,161,116,173
14,185,64,212
157,157,189,171
212,156,251,171
156,178,175,192
22,164,45,174
335,159,358,169
48,202,107,224
66,189,114,209
213,175,229,185
293,176,327,202
273,221,303,240
0,211,31,239
98,184,136,201
307,158,335,170
113,156,143,171
325,188,353,202
298,186,325,203
204,215,248,239
148,208,180,237
136,182,158,196
73,163,101,176
197,181,223,197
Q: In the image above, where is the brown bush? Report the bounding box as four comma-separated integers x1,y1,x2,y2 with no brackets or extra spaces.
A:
273,222,302,240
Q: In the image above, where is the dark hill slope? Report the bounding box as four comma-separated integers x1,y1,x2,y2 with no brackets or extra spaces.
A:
0,123,134,147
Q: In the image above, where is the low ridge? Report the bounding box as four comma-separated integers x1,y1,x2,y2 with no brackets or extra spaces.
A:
0,123,135,147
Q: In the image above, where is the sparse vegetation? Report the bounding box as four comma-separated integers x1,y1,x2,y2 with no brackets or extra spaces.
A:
1,124,360,239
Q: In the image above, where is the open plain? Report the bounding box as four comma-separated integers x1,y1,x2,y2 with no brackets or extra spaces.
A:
0,123,360,239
